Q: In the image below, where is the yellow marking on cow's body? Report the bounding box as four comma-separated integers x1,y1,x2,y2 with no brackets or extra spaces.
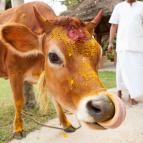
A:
70,79,74,86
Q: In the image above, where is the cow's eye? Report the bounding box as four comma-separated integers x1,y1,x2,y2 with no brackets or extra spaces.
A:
48,52,63,65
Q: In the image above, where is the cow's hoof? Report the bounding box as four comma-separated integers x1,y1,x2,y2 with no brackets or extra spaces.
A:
64,125,76,133
13,131,26,139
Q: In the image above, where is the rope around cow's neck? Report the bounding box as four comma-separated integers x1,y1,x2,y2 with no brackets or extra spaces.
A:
22,110,82,131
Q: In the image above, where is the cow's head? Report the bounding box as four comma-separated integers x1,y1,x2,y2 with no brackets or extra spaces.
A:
1,8,126,130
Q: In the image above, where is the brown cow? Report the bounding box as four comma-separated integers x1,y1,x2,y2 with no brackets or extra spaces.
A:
0,2,126,137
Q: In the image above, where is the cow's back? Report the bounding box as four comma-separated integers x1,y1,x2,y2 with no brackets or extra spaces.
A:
0,2,56,34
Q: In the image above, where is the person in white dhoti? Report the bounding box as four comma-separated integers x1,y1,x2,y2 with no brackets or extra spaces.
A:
108,0,143,105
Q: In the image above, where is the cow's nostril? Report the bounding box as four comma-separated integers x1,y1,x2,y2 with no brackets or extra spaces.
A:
87,101,102,114
86,95,115,122
92,107,101,113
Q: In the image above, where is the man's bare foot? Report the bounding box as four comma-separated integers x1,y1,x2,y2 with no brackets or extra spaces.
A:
117,90,122,98
128,96,138,105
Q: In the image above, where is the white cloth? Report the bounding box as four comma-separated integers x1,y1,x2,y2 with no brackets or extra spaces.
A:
110,1,143,98
117,51,143,98
109,1,143,52
116,56,126,91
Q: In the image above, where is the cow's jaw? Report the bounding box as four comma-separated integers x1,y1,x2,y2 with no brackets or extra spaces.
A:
76,92,126,129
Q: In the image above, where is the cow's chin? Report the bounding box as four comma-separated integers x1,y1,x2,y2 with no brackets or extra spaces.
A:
83,122,106,130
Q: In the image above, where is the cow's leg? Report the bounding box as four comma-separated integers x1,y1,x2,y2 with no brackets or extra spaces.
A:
24,81,36,109
9,73,25,137
53,100,76,133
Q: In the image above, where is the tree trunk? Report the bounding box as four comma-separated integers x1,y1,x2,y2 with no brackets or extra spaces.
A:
11,0,24,7
0,0,6,11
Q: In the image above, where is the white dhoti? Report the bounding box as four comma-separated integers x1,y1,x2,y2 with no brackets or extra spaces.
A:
117,51,143,98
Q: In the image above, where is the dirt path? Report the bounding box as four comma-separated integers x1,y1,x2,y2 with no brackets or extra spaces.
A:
10,89,143,143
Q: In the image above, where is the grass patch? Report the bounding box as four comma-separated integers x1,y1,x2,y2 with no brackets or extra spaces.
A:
0,78,56,143
99,71,116,89
0,71,115,143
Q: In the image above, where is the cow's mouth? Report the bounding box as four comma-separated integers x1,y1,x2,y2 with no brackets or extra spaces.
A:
77,93,126,129
97,93,126,129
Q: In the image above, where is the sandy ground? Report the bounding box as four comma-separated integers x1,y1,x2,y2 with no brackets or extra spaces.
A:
10,89,143,143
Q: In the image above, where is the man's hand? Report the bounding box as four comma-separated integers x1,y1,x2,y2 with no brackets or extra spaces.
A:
108,43,114,52
108,24,118,53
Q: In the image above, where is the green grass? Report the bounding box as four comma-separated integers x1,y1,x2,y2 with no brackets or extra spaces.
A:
0,71,115,143
99,71,116,89
0,78,56,143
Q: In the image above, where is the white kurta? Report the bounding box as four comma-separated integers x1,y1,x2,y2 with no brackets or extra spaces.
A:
109,1,143,97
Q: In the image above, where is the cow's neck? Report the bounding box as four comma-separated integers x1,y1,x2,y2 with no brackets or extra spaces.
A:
23,34,45,83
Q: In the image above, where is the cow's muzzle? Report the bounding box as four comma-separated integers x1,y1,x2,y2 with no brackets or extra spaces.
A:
86,95,115,122
77,92,126,129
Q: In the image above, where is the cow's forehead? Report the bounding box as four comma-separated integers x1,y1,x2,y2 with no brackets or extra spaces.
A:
48,27,101,57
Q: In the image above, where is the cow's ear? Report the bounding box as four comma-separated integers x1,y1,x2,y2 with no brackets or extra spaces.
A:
33,7,55,33
1,24,42,56
85,10,103,34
